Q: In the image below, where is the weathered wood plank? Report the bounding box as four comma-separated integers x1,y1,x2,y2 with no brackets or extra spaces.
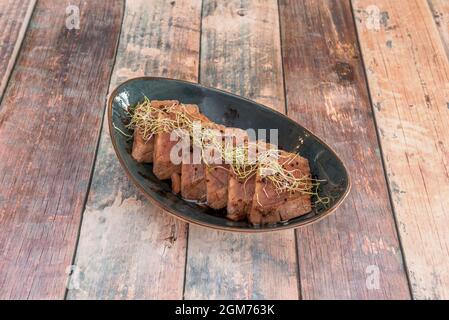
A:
66,0,202,300
0,0,36,99
0,0,123,299
353,0,449,299
280,0,410,299
184,0,299,300
428,0,449,57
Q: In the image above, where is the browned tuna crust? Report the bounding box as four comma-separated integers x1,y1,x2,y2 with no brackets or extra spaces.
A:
151,100,180,109
205,165,229,209
180,144,207,201
227,172,256,221
131,100,179,163
206,128,247,210
153,104,200,180
152,114,182,179
131,130,155,163
224,129,253,221
226,141,275,221
248,151,312,225
179,110,213,202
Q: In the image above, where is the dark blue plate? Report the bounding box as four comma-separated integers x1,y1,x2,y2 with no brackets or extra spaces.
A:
108,77,350,232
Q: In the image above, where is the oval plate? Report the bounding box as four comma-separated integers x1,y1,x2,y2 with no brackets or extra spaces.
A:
108,77,350,232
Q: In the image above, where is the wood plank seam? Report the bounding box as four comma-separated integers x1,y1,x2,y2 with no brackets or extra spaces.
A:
66,0,201,300
62,0,126,300
381,0,448,299
0,0,124,299
182,223,190,299
181,0,206,301
280,0,410,299
276,0,301,298
348,0,414,299
427,0,449,59
196,0,205,84
184,0,299,300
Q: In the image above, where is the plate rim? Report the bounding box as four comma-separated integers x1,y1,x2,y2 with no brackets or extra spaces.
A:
107,76,352,233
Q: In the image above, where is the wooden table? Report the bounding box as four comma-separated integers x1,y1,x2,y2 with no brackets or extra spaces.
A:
0,0,448,300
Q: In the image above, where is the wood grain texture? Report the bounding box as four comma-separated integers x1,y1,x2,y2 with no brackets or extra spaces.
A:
0,0,36,99
428,0,449,57
280,0,410,299
353,0,449,299
66,0,202,300
184,0,299,300
0,0,123,299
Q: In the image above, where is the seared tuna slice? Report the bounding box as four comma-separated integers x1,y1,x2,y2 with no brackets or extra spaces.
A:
248,151,312,225
206,128,247,210
131,100,179,163
153,104,200,179
226,141,274,221
227,172,256,221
